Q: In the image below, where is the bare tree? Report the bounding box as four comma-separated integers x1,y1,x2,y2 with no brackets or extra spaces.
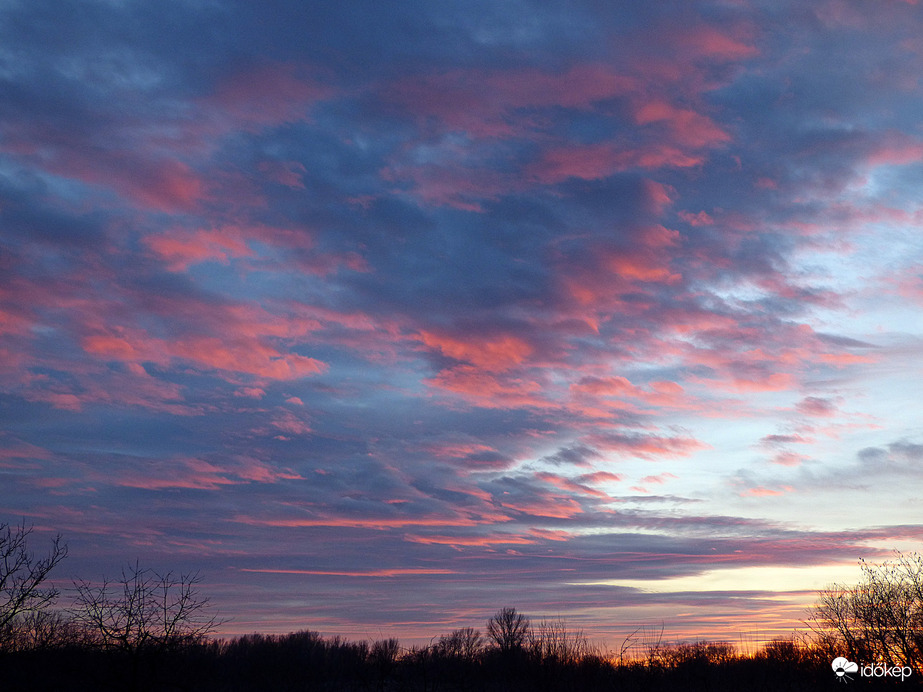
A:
72,561,220,654
5,609,84,651
486,607,530,653
528,617,591,665
435,626,483,660
0,520,68,645
809,552,923,673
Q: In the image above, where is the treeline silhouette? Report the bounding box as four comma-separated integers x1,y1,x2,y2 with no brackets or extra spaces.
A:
2,521,922,691
0,622,844,691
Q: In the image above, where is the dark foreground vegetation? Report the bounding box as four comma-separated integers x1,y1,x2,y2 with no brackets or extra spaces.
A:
2,521,923,691
4,626,918,692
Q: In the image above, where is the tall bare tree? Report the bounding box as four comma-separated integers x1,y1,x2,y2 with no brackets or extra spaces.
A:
809,552,923,673
0,521,68,644
72,561,219,654
487,607,530,653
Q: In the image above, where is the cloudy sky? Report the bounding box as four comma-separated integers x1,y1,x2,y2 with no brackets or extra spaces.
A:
2,0,923,645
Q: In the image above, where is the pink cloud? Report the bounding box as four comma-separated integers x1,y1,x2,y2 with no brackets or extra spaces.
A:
603,253,681,288
424,366,550,410
796,396,838,417
892,270,923,303
572,376,643,398
124,159,207,211
241,568,456,577
381,160,515,211
676,25,759,61
50,150,207,212
817,352,876,365
626,20,758,87
679,210,714,226
534,472,611,499
866,138,923,167
418,331,533,372
726,372,797,392
0,303,32,340
144,227,255,271
257,160,307,189
770,452,807,467
577,471,624,484
206,62,333,130
528,141,705,184
741,486,793,497
404,533,536,547
20,361,194,415
387,64,635,138
113,455,302,491
267,410,313,437
420,441,498,460
665,310,741,335
236,387,266,399
179,338,326,379
83,330,327,381
634,100,730,149
639,472,678,484
569,375,691,414
0,436,53,469
234,513,511,530
528,528,574,541
35,392,84,412
499,495,584,519
645,179,675,214
63,295,342,390
648,381,687,404
384,58,733,204
761,433,812,447
553,231,686,326
233,456,304,483
585,432,709,458
145,223,368,275
2,113,212,210
556,261,680,322
0,62,337,220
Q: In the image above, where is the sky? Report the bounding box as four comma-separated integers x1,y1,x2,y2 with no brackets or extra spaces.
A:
2,0,923,647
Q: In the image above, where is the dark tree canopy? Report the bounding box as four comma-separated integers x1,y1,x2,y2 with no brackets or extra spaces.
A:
435,626,483,659
487,606,530,653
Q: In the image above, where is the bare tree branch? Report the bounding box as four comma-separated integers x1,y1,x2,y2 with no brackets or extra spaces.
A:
486,607,530,653
72,561,221,654
0,521,68,638
809,552,923,674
